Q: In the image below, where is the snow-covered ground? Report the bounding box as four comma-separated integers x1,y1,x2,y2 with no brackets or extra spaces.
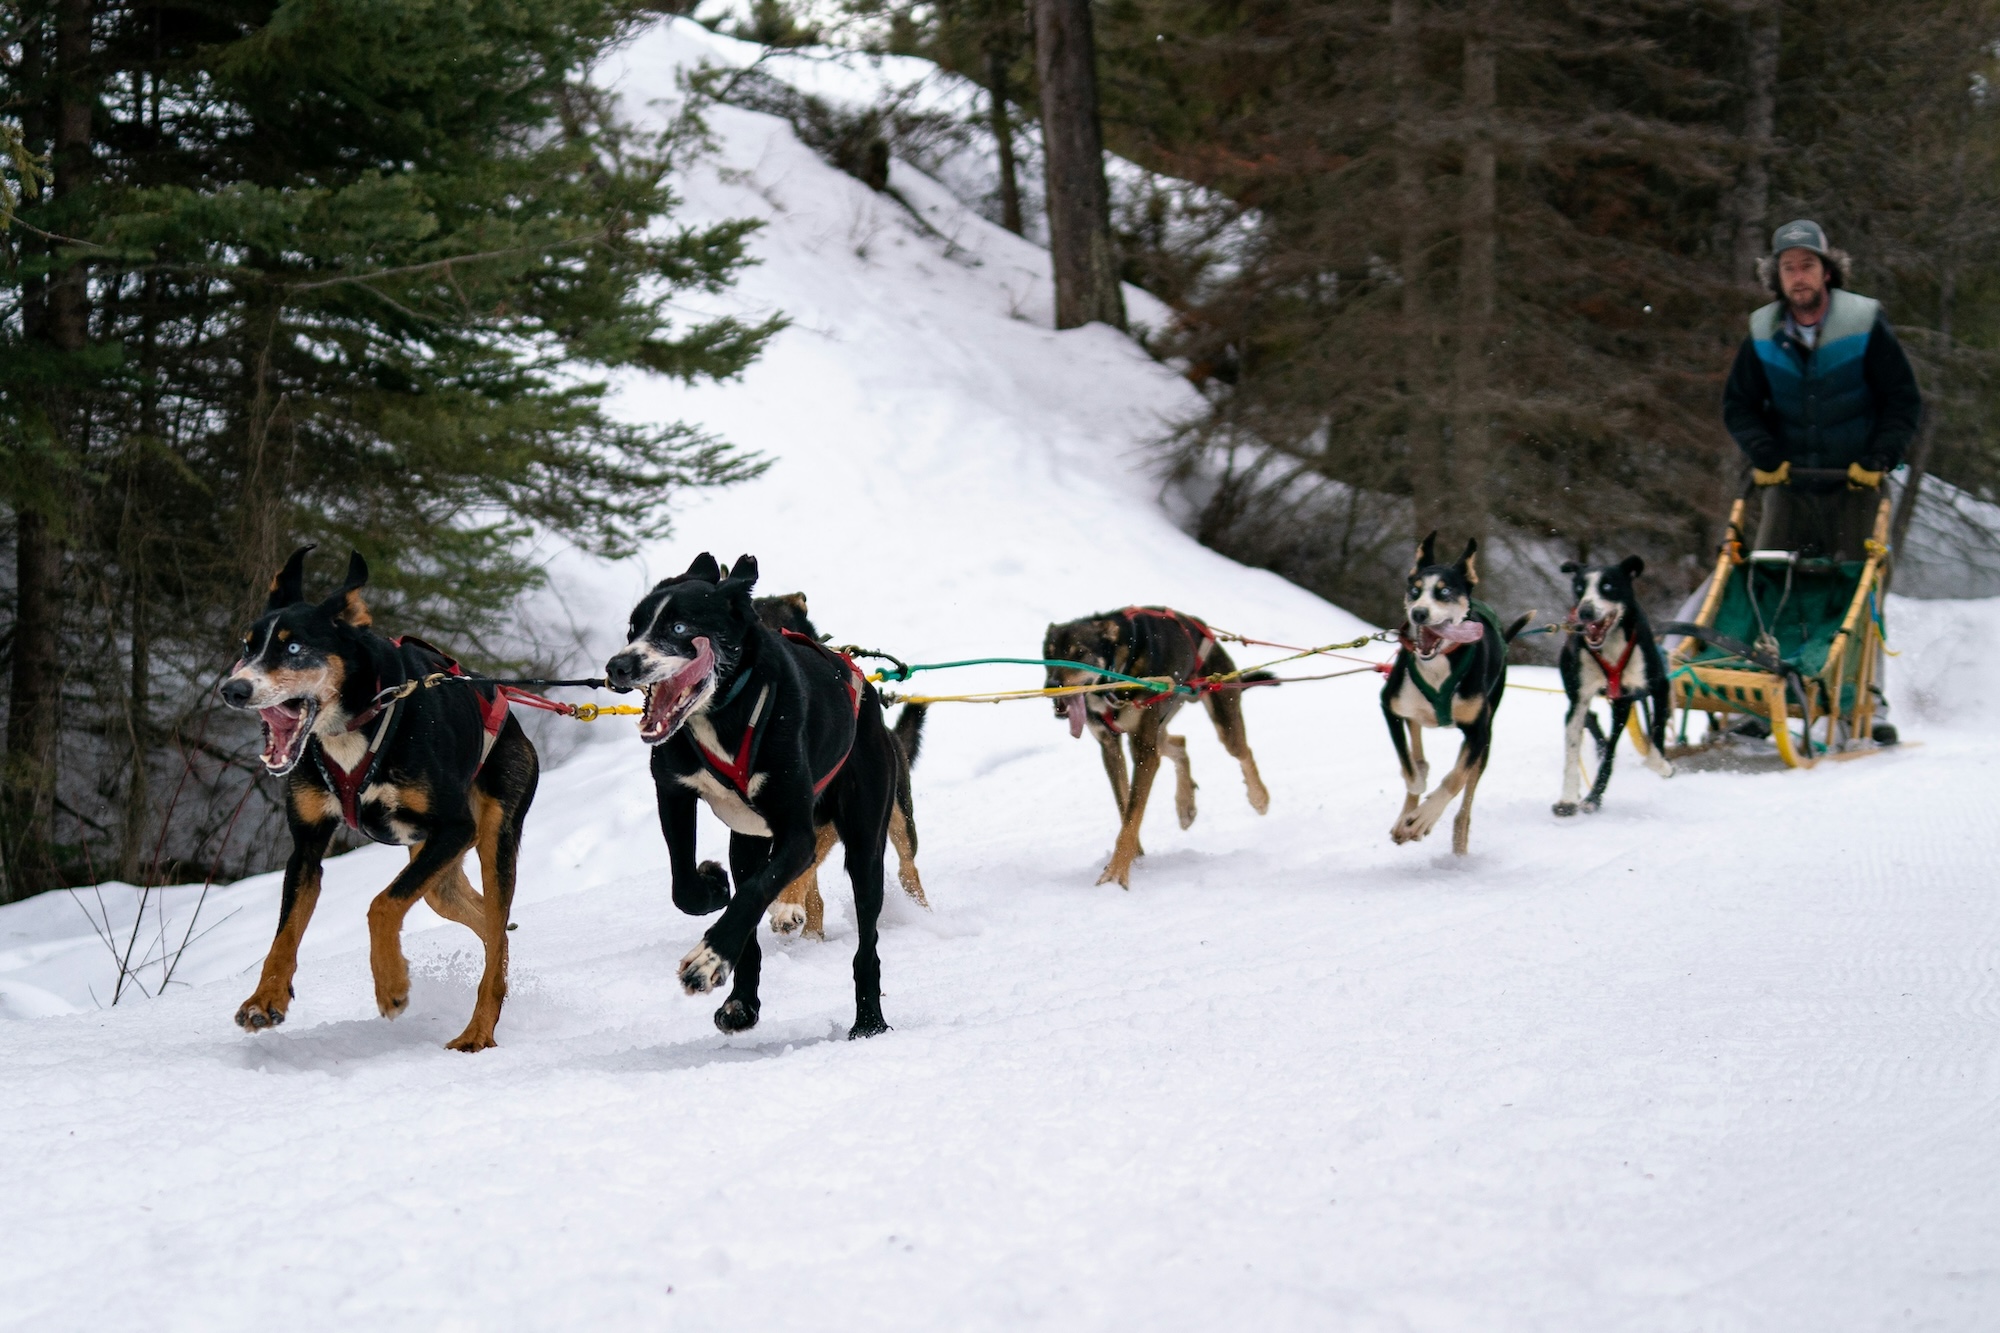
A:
6,20,2000,1331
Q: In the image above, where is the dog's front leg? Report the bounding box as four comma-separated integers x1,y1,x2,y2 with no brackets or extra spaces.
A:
1582,698,1631,812
1384,699,1427,838
680,802,817,1003
656,773,729,915
236,814,337,1032
367,818,478,1020
1395,715,1487,847
1098,714,1164,888
1554,693,1592,816
1094,722,1131,820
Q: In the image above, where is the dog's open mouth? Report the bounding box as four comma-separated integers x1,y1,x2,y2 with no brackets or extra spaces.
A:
639,637,718,744
1582,616,1617,649
257,698,320,775
1412,618,1484,659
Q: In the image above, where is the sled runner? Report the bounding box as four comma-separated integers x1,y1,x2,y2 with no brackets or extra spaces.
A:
1662,470,1893,768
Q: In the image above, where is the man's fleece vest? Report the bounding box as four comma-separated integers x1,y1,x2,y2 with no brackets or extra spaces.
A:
1748,287,1881,471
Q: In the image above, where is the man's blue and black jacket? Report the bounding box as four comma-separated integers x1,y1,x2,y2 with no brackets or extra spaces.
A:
1722,287,1922,481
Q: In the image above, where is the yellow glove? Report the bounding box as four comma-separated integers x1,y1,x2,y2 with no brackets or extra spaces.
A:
1752,460,1791,486
1847,461,1883,490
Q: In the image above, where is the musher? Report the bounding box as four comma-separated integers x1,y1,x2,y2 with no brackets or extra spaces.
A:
1723,218,1922,562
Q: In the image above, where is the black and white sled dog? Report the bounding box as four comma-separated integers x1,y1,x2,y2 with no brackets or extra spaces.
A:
605,553,898,1039
1381,534,1529,856
1553,556,1674,816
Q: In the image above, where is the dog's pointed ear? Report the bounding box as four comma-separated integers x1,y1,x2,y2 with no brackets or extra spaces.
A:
268,545,315,611
1458,538,1480,586
1559,560,1580,575
719,554,759,614
319,550,372,628
1411,531,1438,575
682,552,722,584
1620,554,1646,580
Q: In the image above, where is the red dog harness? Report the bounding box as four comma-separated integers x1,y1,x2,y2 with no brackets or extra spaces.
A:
1573,613,1638,701
317,636,509,830
691,630,866,799
1089,607,1220,733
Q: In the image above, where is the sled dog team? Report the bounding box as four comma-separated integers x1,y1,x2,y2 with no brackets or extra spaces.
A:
218,534,1671,1050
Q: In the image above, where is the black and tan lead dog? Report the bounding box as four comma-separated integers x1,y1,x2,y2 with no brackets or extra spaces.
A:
1044,606,1270,888
217,546,539,1051
1381,534,1528,856
606,553,897,1038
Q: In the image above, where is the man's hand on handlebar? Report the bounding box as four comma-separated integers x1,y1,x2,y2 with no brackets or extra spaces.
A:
1752,460,1791,487
1847,461,1884,490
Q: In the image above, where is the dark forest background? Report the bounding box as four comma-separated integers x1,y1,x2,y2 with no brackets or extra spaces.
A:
0,0,777,900
7,0,2000,898
867,0,2000,622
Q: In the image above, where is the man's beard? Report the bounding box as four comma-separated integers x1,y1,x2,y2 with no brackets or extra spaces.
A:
1787,286,1826,319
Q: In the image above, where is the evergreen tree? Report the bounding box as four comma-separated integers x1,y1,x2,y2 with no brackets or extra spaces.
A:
0,0,778,898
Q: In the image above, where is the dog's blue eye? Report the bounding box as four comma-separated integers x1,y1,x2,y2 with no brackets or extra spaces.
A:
672,622,690,636
287,642,301,655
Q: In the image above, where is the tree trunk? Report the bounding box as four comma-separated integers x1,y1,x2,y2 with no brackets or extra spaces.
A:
1732,1,1779,287
3,0,93,901
1031,0,1126,330
987,46,1024,236
1889,284,1953,557
1454,2,1497,545
1393,0,1443,539
1888,99,1972,560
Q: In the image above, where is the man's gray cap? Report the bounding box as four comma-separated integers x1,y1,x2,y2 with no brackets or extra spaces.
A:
1771,218,1830,258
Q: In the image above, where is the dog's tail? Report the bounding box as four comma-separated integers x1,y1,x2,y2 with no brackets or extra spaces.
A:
1239,670,1278,686
893,702,928,767
890,704,926,859
1502,614,1533,643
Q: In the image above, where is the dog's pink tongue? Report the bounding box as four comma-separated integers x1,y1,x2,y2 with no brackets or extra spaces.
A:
258,706,301,766
1433,619,1486,645
663,636,715,699
1068,703,1087,739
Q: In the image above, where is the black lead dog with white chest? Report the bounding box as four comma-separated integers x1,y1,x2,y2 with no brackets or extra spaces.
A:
217,546,539,1051
1553,556,1674,816
606,552,897,1039
1381,534,1528,856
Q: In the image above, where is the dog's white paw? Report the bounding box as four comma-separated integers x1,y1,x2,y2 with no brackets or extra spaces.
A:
1393,800,1446,844
1552,801,1578,818
678,941,730,995
1647,753,1675,778
767,902,807,936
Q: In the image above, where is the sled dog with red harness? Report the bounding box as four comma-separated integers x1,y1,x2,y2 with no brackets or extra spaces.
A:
217,546,540,1051
1042,605,1271,889
605,553,898,1039
1554,556,1675,816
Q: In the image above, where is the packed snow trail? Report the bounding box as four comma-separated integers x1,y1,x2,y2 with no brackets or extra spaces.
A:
5,21,1999,1331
